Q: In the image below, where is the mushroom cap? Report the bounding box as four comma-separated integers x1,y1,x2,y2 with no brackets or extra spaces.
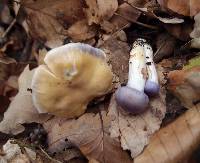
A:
31,43,113,118
115,86,149,114
144,80,160,96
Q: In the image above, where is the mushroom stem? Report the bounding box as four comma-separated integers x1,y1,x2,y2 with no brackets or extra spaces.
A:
144,43,159,96
127,39,146,91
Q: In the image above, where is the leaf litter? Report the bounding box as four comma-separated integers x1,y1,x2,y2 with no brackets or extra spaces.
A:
0,0,200,162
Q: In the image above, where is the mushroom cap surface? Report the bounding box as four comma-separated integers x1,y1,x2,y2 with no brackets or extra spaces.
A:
31,43,113,118
115,86,149,114
144,80,160,96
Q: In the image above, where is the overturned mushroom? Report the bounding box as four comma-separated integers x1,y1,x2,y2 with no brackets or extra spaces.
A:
144,42,159,96
31,43,113,118
115,39,149,114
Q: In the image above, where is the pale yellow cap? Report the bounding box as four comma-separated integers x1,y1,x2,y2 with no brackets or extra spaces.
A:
31,43,113,118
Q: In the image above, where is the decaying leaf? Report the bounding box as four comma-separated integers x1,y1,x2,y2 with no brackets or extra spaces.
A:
190,38,200,49
154,33,176,62
168,60,200,109
183,56,200,70
0,66,51,135
0,139,40,163
157,0,200,16
135,104,200,163
22,0,84,48
190,12,200,49
109,3,141,31
85,0,118,25
99,36,130,84
44,108,132,163
164,22,193,41
191,12,200,39
155,16,184,24
0,3,13,24
67,19,97,41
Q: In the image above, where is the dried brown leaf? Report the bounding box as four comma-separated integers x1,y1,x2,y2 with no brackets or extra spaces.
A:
168,66,200,109
157,0,200,16
85,0,118,25
108,3,141,31
135,104,200,163
0,66,50,135
0,56,17,64
108,63,166,158
191,12,200,39
164,23,193,41
155,16,184,24
44,108,132,163
67,19,97,42
0,4,13,24
22,0,84,48
154,33,176,62
99,37,131,84
0,139,40,163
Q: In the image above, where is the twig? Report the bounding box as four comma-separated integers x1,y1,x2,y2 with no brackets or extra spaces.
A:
114,13,158,30
38,146,62,163
153,40,166,58
99,109,106,163
1,18,17,38
10,139,61,163
123,0,148,12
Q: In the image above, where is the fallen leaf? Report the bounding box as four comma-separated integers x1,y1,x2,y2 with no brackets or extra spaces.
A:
190,38,200,49
3,75,18,96
0,56,17,64
67,19,97,41
0,65,50,135
0,139,39,162
164,22,193,41
157,0,200,16
154,33,176,62
99,36,131,84
44,108,132,163
22,0,84,48
191,12,200,39
107,63,166,158
0,3,13,24
155,16,184,24
183,56,200,70
84,0,118,25
168,60,200,109
109,3,141,31
135,104,200,163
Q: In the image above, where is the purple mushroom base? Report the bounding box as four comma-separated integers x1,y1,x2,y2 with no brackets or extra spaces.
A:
115,86,149,114
144,80,160,97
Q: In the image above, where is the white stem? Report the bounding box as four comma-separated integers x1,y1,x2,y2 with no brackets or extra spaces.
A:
127,41,146,92
144,44,158,84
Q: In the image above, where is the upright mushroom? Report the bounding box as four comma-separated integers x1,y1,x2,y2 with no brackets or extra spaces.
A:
31,43,113,118
115,39,149,114
144,42,159,96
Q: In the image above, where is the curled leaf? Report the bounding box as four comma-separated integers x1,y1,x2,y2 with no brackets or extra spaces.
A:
135,104,200,163
168,63,200,109
0,66,50,135
44,108,132,163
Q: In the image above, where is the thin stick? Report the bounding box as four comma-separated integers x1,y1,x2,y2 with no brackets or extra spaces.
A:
114,13,158,30
39,146,62,163
1,18,17,38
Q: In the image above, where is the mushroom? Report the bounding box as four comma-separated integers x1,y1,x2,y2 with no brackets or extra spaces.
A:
143,42,159,96
115,39,149,114
31,43,113,118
